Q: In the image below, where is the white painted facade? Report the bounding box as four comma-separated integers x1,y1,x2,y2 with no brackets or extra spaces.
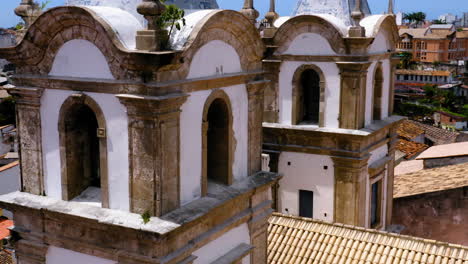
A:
192,223,250,264
283,33,337,56
46,246,117,264
277,152,334,222
180,40,248,205
49,39,114,79
278,61,341,128
41,89,130,211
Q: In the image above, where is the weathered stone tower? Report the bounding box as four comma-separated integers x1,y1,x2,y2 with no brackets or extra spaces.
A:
261,0,403,230
0,0,278,263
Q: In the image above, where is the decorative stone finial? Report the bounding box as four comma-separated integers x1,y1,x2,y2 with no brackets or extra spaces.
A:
388,0,394,15
265,0,279,26
240,0,259,24
136,0,167,51
349,0,366,37
15,0,41,29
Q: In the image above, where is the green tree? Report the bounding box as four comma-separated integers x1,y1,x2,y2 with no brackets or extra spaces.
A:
397,52,413,69
157,0,186,48
404,12,426,27
432,19,446,24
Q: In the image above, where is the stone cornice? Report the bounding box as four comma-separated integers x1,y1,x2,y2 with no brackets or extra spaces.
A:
116,93,189,117
266,53,392,63
5,86,43,106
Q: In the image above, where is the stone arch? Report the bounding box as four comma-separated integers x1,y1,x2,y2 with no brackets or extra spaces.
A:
58,94,109,208
292,64,326,127
179,10,265,78
372,62,384,121
201,90,234,195
369,15,400,50
274,15,347,55
6,6,131,79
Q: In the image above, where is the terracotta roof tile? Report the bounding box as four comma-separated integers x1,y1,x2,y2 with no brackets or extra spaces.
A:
0,219,13,240
397,120,425,140
268,213,468,264
395,69,451,77
408,121,459,145
396,139,429,159
0,250,13,264
394,162,468,198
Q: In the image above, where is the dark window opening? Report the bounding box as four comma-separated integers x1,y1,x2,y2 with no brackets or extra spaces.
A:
64,104,101,201
370,181,382,228
207,99,229,185
373,66,383,121
299,69,320,124
299,190,314,218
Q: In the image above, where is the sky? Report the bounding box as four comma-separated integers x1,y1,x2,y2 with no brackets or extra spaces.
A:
0,0,467,28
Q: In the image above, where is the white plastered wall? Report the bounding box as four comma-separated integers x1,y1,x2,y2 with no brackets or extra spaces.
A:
283,33,337,56
278,152,334,222
44,38,129,210
46,246,116,264
365,144,389,229
277,33,340,128
278,61,341,128
49,39,114,79
41,90,130,211
364,58,391,126
180,40,248,205
192,223,251,264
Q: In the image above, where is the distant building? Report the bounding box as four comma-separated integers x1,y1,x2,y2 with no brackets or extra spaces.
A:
438,13,457,24
434,110,467,131
463,12,468,27
395,69,453,91
397,25,468,63
416,141,468,168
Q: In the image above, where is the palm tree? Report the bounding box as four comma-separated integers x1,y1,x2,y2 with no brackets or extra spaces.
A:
404,12,426,27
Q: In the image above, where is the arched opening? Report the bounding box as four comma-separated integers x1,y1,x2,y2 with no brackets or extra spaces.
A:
292,65,325,126
59,95,108,207
202,91,233,196
299,69,321,124
373,65,384,121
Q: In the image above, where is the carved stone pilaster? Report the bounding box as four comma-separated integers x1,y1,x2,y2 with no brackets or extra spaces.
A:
16,240,48,264
6,86,44,195
246,80,267,176
332,155,369,226
388,56,400,115
248,187,272,264
336,62,371,130
262,61,281,123
385,124,399,224
117,93,188,216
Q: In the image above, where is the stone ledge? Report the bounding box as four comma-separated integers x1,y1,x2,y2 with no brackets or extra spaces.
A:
0,172,280,236
209,243,253,264
263,115,406,137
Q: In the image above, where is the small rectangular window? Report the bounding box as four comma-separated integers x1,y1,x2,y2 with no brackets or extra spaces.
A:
299,190,314,218
370,181,382,228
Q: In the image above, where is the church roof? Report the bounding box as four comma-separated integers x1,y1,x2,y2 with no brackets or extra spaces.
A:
268,213,468,264
292,0,371,26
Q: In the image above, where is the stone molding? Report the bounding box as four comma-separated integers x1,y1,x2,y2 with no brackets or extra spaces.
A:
117,93,188,216
201,90,234,195
272,52,392,62
332,155,369,226
6,86,44,195
372,61,384,121
246,80,267,176
1,172,280,264
273,15,347,55
57,93,110,207
291,64,326,127
388,56,400,115
336,61,371,130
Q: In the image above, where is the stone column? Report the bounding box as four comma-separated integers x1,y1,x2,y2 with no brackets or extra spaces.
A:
246,80,267,176
388,57,400,115
332,155,369,226
6,86,44,195
262,61,281,123
336,62,371,130
385,127,398,225
248,187,272,264
117,93,188,217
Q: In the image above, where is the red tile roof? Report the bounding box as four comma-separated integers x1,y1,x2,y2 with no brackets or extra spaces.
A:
397,120,425,140
0,219,13,240
396,139,429,160
0,249,13,264
408,120,459,145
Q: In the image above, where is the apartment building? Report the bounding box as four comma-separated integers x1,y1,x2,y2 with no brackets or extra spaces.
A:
397,25,468,63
